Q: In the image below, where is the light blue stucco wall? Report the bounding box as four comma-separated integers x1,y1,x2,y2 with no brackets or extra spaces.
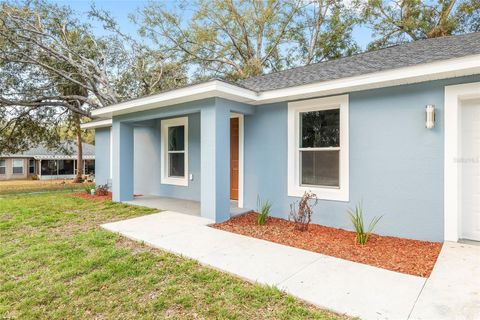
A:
94,127,110,186
98,75,480,240
244,75,480,241
133,113,201,201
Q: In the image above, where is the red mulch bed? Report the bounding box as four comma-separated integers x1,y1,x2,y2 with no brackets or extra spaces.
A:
212,213,442,277
70,192,112,201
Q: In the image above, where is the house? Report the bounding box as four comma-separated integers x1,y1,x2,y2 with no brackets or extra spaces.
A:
0,142,95,180
82,32,480,243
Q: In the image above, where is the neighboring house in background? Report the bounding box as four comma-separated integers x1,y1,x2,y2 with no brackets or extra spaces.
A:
0,142,95,181
82,32,480,243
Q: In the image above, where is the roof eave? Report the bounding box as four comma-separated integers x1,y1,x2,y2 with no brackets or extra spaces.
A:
255,54,480,104
90,80,258,118
84,54,480,122
80,119,113,130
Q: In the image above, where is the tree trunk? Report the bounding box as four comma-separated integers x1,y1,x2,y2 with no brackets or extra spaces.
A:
73,116,84,183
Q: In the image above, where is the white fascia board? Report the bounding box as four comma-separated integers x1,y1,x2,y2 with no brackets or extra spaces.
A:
91,80,258,117
90,55,480,118
80,119,112,129
255,54,480,104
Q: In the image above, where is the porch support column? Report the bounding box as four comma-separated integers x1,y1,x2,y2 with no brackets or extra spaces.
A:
112,121,134,202
201,100,230,222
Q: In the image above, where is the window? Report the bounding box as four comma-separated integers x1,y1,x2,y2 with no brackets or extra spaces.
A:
29,159,35,174
12,159,24,174
161,117,188,186
41,160,57,175
0,160,5,175
85,160,95,174
58,160,74,175
288,95,349,201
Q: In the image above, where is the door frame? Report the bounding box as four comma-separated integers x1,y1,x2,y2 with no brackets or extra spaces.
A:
230,113,244,208
445,82,480,241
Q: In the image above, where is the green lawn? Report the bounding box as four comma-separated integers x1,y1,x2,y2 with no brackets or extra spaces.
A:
0,192,345,319
0,179,83,194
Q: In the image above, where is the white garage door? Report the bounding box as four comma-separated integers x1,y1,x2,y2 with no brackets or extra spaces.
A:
461,98,480,241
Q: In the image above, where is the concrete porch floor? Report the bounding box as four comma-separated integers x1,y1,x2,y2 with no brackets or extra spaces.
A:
124,195,251,217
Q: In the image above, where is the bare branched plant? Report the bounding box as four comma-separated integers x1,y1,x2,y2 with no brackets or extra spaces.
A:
289,191,318,231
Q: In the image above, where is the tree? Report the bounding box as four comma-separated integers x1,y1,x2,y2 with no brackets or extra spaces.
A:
293,0,359,65
1,1,114,181
0,1,186,181
357,0,480,50
89,5,188,97
136,0,358,80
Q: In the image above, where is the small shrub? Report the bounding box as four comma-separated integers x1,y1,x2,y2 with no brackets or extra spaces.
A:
347,202,382,245
289,191,318,231
95,184,109,196
83,183,95,194
256,196,272,225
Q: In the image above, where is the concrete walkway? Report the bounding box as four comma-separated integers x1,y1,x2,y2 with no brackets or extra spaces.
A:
102,211,430,320
409,241,480,320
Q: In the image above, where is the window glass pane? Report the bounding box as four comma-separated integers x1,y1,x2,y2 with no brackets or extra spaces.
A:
168,126,185,151
41,160,57,175
169,153,185,177
13,159,23,167
0,160,5,175
300,109,340,148
12,160,23,174
85,160,95,174
301,150,339,187
58,160,74,175
29,160,35,174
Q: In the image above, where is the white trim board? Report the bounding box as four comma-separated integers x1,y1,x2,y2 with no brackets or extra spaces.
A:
80,119,112,129
444,82,480,242
88,54,480,119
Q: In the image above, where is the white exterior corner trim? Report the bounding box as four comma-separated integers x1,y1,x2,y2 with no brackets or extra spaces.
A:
89,54,480,118
444,81,480,242
160,116,189,187
287,94,349,201
80,119,112,129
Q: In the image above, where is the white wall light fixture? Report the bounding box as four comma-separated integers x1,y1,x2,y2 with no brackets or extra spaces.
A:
425,104,435,129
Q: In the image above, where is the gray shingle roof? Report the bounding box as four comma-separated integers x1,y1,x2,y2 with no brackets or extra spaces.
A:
238,32,480,92
0,141,95,159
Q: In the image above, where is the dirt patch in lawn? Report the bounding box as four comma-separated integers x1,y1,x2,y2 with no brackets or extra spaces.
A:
70,192,112,201
212,213,442,277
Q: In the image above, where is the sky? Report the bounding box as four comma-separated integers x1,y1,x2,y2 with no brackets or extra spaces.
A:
51,0,375,50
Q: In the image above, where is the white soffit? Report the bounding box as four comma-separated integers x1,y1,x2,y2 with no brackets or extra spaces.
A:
89,54,480,119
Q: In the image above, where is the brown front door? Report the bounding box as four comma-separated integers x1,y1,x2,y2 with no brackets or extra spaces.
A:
230,117,239,200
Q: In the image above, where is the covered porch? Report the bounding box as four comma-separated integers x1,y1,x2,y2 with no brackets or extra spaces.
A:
124,195,251,218
111,97,255,223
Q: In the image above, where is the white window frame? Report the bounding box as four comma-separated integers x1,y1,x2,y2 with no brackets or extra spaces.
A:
0,159,6,175
160,117,189,186
12,159,24,175
288,95,349,201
